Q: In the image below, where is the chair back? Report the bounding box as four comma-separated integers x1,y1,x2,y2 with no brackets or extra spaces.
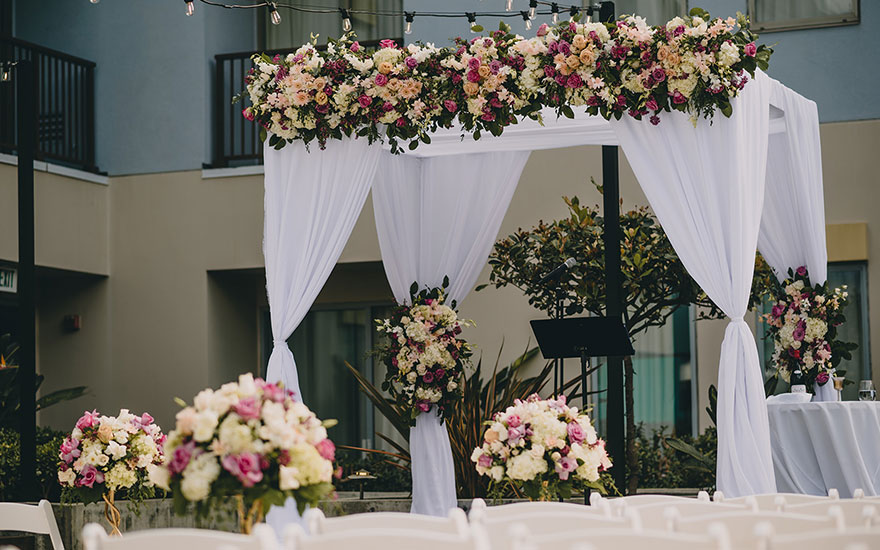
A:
283,524,489,550
81,523,275,550
513,526,731,550
474,511,630,548
305,508,468,536
468,498,611,520
787,501,880,527
610,492,710,507
674,511,842,546
627,500,748,530
0,500,64,550
756,527,880,550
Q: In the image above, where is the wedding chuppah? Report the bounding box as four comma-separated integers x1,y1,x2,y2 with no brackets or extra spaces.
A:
244,8,832,522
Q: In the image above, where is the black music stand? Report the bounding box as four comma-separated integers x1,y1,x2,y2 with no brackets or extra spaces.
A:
530,316,635,504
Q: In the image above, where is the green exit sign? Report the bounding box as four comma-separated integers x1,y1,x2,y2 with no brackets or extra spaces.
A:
0,268,16,293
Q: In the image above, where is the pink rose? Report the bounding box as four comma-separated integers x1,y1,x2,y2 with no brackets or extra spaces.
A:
357,95,372,108
396,117,406,127
567,421,586,444
536,23,549,37
467,69,481,83
258,380,286,403
315,439,336,461
651,67,666,82
506,414,522,428
379,39,398,49
796,266,807,276
417,402,431,413
815,371,830,385
468,57,481,70
423,371,435,383
646,97,659,111
222,453,264,488
555,456,577,480
76,410,100,431
77,465,104,488
242,108,255,121
507,425,524,445
405,56,418,69
375,73,389,87
168,440,197,475
60,438,81,464
350,41,360,52
744,42,757,57
234,396,261,421
477,454,492,468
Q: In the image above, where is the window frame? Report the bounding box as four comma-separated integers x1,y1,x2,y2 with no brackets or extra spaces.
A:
747,0,860,33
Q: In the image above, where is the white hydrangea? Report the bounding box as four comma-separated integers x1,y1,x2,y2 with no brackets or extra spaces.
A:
180,453,220,502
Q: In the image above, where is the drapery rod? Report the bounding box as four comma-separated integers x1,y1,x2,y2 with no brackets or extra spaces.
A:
170,0,602,29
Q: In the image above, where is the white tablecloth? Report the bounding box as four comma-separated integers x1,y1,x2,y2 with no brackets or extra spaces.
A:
768,402,880,497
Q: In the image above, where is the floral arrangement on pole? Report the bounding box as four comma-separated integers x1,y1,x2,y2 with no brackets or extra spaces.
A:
762,266,857,391
241,8,771,152
472,394,610,501
149,374,337,533
374,278,471,425
57,409,165,535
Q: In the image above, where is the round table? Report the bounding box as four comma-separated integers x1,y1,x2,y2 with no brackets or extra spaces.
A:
767,401,880,497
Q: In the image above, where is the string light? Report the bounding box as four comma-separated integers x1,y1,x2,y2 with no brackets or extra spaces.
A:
569,5,579,22
1,66,10,83
269,2,281,25
528,0,537,19
520,10,531,30
404,11,414,35
184,0,195,16
466,12,478,33
551,3,559,23
506,0,514,11
89,0,99,4
340,8,352,31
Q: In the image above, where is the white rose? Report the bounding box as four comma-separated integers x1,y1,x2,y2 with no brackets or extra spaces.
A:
489,466,504,482
192,411,219,442
279,465,301,490
58,468,76,486
105,440,127,461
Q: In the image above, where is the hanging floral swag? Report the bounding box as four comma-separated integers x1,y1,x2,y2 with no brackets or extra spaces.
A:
241,7,772,153
374,277,472,426
762,266,858,392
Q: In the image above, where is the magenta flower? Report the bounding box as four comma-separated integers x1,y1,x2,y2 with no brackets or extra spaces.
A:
646,97,659,111
468,57,481,70
405,57,418,69
567,421,586,444
168,440,197,475
315,439,336,461
76,410,100,431
506,414,522,428
417,402,431,413
379,39,398,49
375,73,389,87
477,454,492,468
815,371,830,385
467,69,481,83
60,437,81,463
671,90,687,105
234,396,261,421
357,95,372,108
423,371,435,383
350,41,361,52
222,453,264,488
651,67,666,82
796,266,807,276
435,368,446,379
259,380,286,403
396,117,406,127
650,115,661,125
567,73,583,88
793,320,806,342
242,108,255,122
536,23,549,37
507,425,524,445
555,456,578,480
744,42,757,57
77,465,104,488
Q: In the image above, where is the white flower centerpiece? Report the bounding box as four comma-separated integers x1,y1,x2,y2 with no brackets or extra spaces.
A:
473,394,610,501
150,373,337,533
58,409,165,535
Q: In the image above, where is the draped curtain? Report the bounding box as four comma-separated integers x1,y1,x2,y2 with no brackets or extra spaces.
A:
372,151,530,515
612,71,776,497
262,137,381,533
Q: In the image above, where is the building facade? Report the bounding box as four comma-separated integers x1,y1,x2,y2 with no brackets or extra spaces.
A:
0,0,876,449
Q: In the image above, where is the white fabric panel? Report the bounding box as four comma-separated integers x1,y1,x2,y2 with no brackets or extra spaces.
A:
612,71,776,497
758,80,828,283
813,381,839,402
768,402,880,497
373,150,529,516
262,137,381,535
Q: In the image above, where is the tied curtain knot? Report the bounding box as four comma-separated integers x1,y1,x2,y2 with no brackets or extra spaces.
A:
729,316,746,324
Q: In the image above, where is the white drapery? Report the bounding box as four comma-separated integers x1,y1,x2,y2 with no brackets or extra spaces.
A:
373,151,530,516
758,83,828,284
612,71,776,497
262,137,381,534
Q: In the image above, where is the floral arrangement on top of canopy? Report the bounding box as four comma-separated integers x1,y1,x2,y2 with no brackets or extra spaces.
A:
374,279,472,425
473,394,610,501
762,266,857,393
241,8,771,153
57,409,165,535
149,373,337,533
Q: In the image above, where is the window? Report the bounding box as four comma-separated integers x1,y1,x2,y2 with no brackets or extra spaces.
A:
264,0,402,50
592,305,696,438
260,304,392,448
614,0,687,25
758,262,871,400
748,0,860,32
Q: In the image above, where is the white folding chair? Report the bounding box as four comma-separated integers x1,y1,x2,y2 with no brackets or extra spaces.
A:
81,523,276,550
786,501,880,528
673,510,844,546
626,500,749,530
471,510,632,549
304,507,468,536
283,523,490,550
0,500,64,550
717,489,840,510
469,498,613,520
512,525,732,550
610,491,711,507
756,526,880,550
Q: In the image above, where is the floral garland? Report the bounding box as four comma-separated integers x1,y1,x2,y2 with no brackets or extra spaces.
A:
762,266,857,390
472,394,610,501
374,280,471,426
58,409,165,504
150,374,337,518
242,8,771,153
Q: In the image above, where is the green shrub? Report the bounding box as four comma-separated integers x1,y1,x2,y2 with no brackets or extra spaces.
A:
0,426,65,501
635,424,717,491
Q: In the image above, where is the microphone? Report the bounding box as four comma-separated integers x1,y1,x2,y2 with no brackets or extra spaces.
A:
538,257,577,285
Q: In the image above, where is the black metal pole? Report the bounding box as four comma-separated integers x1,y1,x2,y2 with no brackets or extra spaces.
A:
580,349,590,504
555,289,563,396
15,59,37,500
602,143,626,494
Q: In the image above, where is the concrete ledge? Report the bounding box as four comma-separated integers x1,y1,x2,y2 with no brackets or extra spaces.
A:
201,165,264,179
0,153,108,185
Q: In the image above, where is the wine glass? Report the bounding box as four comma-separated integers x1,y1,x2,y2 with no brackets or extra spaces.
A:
832,376,845,401
858,380,876,402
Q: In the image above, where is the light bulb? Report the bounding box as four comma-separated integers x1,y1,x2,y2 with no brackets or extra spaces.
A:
551,3,559,23
467,12,478,33
405,12,414,34
185,0,194,16
270,4,281,25
569,6,579,22
343,17,352,31
521,10,531,29
89,0,100,4
528,0,537,19
506,0,513,11
1,68,10,82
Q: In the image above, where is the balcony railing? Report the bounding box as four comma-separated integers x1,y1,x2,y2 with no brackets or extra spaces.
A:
212,40,388,168
0,37,96,172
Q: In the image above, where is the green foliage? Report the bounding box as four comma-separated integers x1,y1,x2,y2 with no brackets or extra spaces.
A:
661,384,719,490
0,333,89,429
0,426,65,501
635,425,717,491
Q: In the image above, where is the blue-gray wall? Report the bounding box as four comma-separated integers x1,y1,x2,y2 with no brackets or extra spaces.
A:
12,0,877,175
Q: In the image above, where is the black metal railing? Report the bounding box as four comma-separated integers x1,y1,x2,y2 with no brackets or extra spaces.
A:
213,40,389,167
0,37,96,172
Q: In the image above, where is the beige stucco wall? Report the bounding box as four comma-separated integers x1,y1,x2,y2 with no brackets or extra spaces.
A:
1,118,878,433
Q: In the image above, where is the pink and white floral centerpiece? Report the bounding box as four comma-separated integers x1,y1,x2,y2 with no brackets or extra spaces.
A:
58,409,165,534
472,394,610,500
149,373,336,533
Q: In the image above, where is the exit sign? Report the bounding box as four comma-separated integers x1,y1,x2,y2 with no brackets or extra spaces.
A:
0,268,16,293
